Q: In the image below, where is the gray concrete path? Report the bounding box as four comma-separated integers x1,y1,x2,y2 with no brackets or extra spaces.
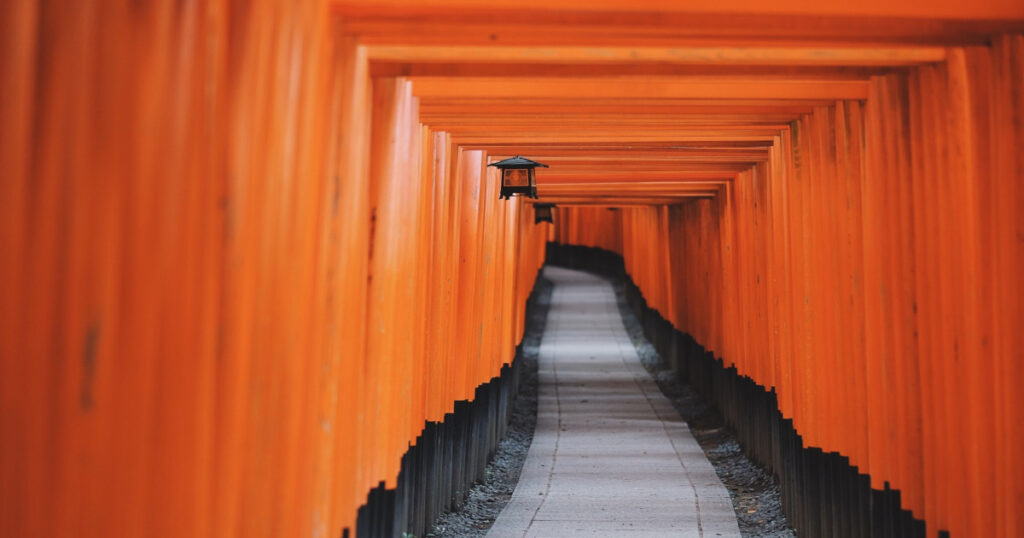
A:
488,266,741,538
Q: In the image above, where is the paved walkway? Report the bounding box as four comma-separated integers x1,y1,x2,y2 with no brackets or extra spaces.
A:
488,267,741,538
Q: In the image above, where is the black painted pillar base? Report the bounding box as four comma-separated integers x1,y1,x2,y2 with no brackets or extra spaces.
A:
347,269,545,538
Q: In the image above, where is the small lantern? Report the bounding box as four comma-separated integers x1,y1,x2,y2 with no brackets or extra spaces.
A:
488,155,549,200
534,203,555,224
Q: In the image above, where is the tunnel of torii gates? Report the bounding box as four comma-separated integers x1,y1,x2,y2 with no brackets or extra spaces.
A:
2,0,1024,537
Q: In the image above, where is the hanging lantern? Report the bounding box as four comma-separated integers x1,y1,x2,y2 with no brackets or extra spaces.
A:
487,155,549,200
534,203,555,224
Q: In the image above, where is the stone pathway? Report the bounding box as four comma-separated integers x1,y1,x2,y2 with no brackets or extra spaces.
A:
487,266,741,538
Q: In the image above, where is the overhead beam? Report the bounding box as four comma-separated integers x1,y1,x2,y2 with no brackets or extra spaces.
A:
539,181,728,193
539,190,723,199
368,45,946,66
483,147,770,161
420,99,823,115
517,156,768,166
538,192,716,198
424,113,800,125
536,162,752,173
341,8,1024,45
410,76,870,100
533,172,738,183
534,195,717,204
542,202,685,207
454,135,780,144
427,119,795,131
373,62,906,78
444,130,788,144
466,140,774,149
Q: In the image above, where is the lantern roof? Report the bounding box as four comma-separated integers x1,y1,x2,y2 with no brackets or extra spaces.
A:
488,155,549,169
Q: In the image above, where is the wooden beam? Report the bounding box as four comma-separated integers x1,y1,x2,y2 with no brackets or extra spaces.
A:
426,118,796,130
337,1,1024,21
454,134,780,144
536,163,753,173
466,140,774,149
409,76,870,100
341,10,1024,48
368,45,946,66
420,99,822,115
533,195,717,203
533,172,739,183
539,181,729,193
423,113,802,123
373,62,903,78
485,147,770,161
467,125,782,137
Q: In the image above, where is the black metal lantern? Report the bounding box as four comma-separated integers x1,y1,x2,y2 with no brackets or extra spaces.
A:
487,155,549,200
534,203,555,224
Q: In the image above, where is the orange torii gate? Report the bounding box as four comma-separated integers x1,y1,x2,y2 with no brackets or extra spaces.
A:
1,1,1022,537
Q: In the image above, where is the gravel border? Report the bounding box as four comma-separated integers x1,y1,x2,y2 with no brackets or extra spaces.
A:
426,276,552,538
610,278,797,538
